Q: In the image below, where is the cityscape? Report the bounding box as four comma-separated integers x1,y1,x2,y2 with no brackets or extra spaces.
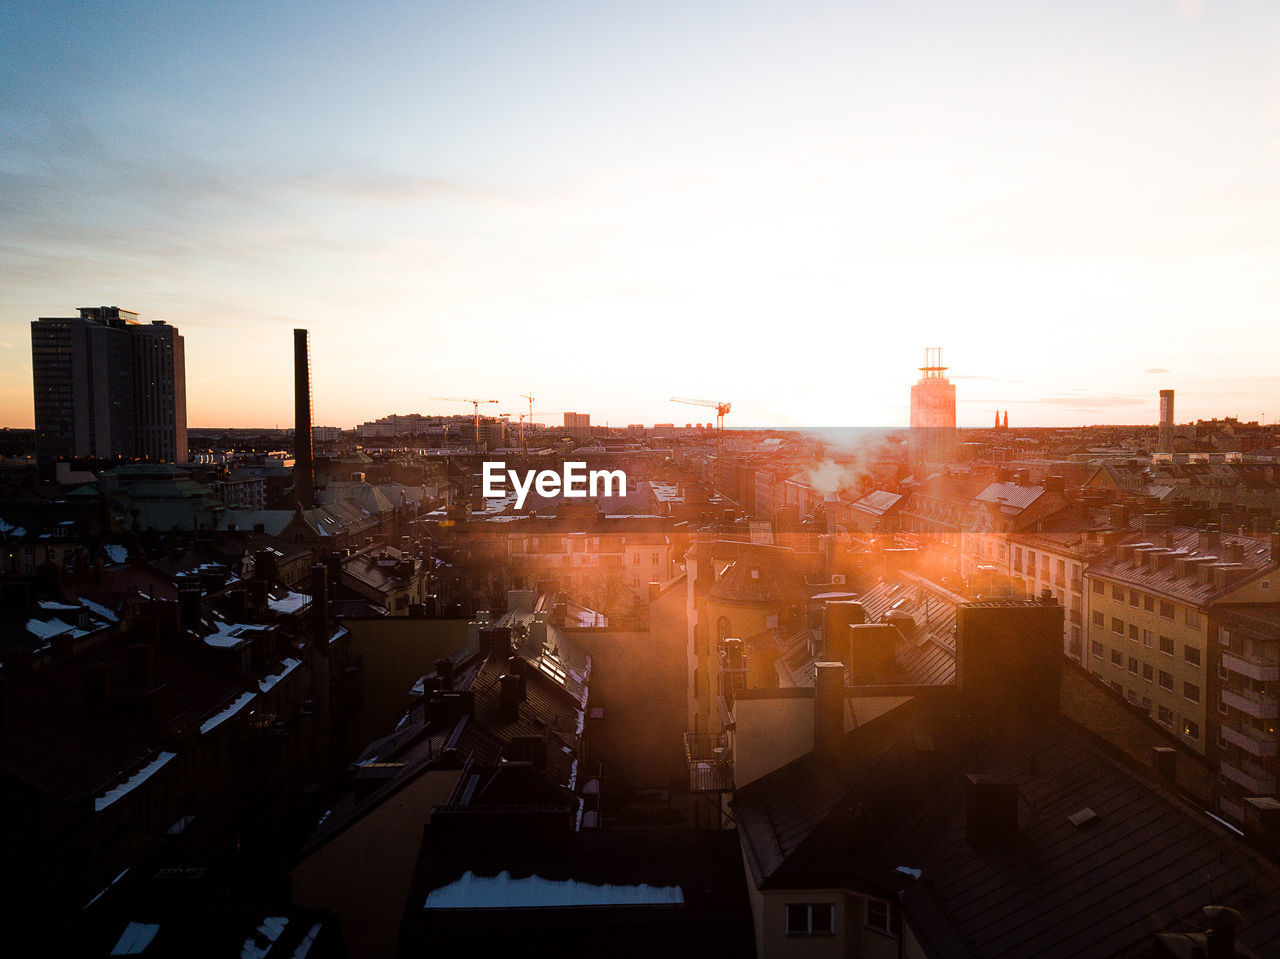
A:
6,3,1280,958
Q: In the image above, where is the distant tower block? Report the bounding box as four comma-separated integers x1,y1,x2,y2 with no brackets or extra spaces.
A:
294,329,315,509
909,347,957,471
1158,389,1175,453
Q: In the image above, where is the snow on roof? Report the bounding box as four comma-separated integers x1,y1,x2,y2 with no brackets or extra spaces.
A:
258,657,301,693
241,917,289,959
423,870,684,909
95,751,177,812
267,590,310,615
202,622,260,649
110,921,160,955
104,544,128,564
26,617,75,640
200,690,257,735
78,596,120,623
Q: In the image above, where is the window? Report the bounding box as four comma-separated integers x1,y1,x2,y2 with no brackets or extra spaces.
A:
1112,617,1124,635
787,903,835,936
1128,624,1139,642
651,552,659,565
1219,697,1228,716
1184,681,1200,704
865,899,901,937
1159,636,1174,656
1158,705,1174,727
1112,585,1124,600
1092,611,1105,627
1144,595,1155,612
1183,719,1200,741
1184,646,1201,667
1143,663,1153,682
1093,580,1104,595
1091,640,1104,658
1128,656,1139,674
1184,607,1201,628
1111,649,1123,667
1159,670,1174,691
1129,589,1139,607
1143,629,1154,648
633,554,640,565
1160,601,1174,619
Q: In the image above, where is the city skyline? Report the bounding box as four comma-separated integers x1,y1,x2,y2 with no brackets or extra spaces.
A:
5,1,1280,429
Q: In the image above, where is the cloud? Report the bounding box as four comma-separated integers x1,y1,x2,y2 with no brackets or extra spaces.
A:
1144,367,1171,374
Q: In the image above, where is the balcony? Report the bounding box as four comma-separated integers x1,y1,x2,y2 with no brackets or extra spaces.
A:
1220,757,1277,794
1220,723,1278,758
1221,651,1280,683
1221,687,1279,720
683,731,734,793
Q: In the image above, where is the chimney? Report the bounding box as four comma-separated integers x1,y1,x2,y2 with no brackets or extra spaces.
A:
506,656,527,700
530,610,549,649
813,662,845,765
1109,504,1129,530
1241,796,1280,859
957,601,1064,712
254,548,278,582
1204,906,1241,959
125,644,156,688
479,626,512,660
310,562,330,650
1198,529,1221,551
823,600,865,667
1043,475,1065,493
1152,746,1177,786
435,657,454,690
499,674,521,722
293,329,315,509
965,775,1019,851
1270,531,1280,565
177,585,202,630
85,662,112,715
848,624,898,684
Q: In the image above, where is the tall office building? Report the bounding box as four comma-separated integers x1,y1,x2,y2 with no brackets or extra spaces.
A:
31,306,187,470
909,347,957,472
1158,389,1175,453
564,411,591,443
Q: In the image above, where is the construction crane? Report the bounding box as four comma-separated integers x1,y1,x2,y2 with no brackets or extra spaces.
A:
519,394,535,451
671,397,732,491
431,397,500,445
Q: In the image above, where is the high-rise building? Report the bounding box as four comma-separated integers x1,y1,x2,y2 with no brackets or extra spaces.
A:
30,306,187,470
909,347,957,471
1158,389,1175,452
564,411,591,442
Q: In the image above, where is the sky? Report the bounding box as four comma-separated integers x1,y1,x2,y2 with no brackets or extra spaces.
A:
3,0,1280,430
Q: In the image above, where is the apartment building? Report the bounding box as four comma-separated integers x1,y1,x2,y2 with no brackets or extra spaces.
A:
1085,527,1279,763
1212,604,1280,822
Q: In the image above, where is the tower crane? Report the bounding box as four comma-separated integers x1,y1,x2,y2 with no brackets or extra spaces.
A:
519,394,536,451
430,397,500,445
671,397,732,491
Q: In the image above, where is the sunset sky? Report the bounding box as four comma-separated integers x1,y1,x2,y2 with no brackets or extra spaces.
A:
3,0,1280,429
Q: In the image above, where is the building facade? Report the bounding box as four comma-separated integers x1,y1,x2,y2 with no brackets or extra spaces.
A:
31,307,187,469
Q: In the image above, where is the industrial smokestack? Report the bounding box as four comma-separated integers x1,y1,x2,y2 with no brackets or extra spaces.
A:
294,329,315,509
